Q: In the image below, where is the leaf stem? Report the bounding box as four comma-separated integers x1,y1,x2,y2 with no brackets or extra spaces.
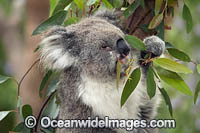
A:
17,59,40,97
34,90,57,132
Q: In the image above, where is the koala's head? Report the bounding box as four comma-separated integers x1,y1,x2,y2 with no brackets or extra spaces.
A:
39,15,133,80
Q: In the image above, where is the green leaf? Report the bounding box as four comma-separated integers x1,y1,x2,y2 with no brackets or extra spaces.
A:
87,0,98,6
0,111,12,121
121,68,141,107
156,68,192,96
43,94,60,119
102,0,113,9
123,0,140,18
108,0,123,8
124,35,146,51
41,128,54,133
22,104,33,119
194,80,200,104
116,61,121,89
140,0,145,8
155,19,164,40
32,11,67,35
182,4,193,33
52,0,73,15
0,75,10,84
153,58,192,74
17,96,22,108
165,42,174,49
113,0,123,8
148,13,163,29
168,0,178,7
139,24,149,33
155,0,163,15
167,48,191,62
49,0,59,17
39,70,53,97
64,17,80,26
197,64,200,74
13,122,24,132
158,88,173,117
74,0,84,10
46,79,59,97
146,66,156,99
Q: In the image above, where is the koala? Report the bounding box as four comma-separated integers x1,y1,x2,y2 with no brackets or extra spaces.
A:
39,10,165,133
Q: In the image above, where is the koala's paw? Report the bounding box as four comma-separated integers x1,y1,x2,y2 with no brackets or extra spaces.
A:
143,36,165,57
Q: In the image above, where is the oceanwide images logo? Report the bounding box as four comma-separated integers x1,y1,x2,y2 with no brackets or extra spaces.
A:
24,115,176,131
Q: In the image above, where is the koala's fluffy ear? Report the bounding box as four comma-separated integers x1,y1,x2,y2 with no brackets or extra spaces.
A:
93,9,123,29
143,36,165,56
39,26,79,70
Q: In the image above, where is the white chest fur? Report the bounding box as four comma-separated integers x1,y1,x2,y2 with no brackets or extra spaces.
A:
78,75,146,120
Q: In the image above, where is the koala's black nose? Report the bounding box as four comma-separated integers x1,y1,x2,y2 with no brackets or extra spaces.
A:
116,39,130,57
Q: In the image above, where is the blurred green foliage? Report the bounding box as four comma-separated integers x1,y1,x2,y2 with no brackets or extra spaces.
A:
158,1,200,133
0,80,17,132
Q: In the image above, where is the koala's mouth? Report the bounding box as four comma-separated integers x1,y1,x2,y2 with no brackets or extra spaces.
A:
114,54,130,77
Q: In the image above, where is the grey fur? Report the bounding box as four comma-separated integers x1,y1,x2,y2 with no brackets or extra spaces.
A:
39,10,165,133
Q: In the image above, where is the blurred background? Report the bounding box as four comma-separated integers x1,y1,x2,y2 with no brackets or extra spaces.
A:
0,0,199,133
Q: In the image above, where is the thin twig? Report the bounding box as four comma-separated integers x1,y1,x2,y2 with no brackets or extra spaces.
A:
17,59,40,97
191,60,198,65
34,90,57,132
97,0,102,8
70,8,73,17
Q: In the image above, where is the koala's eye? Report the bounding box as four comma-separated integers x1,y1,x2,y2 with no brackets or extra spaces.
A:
101,45,112,51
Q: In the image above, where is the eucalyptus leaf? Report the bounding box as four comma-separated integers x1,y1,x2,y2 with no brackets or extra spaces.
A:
108,0,123,8
46,78,59,97
124,35,146,51
87,0,98,6
146,66,156,99
49,0,59,17
182,4,193,33
12,122,24,132
153,58,192,74
121,68,141,107
17,96,22,108
43,94,60,119
39,70,53,97
41,128,54,133
165,42,174,49
197,64,200,74
52,0,73,15
123,0,140,18
159,88,173,117
167,48,191,62
155,19,164,40
74,0,84,10
194,80,200,104
156,68,192,96
155,0,163,15
140,0,145,8
64,17,80,26
0,111,12,121
168,0,178,7
102,0,113,9
32,11,67,35
149,13,163,29
0,75,10,84
139,24,149,33
22,104,33,119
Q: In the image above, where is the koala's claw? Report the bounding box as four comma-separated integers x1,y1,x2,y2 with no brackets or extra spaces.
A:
143,36,165,57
